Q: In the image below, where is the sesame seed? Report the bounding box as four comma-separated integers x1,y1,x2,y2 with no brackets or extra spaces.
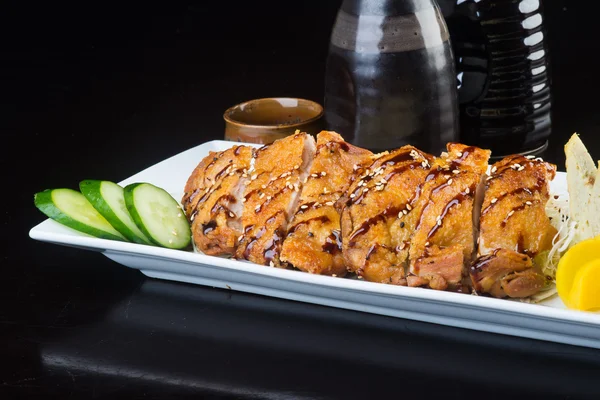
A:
255,205,261,212
376,185,384,191
229,212,235,218
357,180,364,187
380,178,387,184
491,198,497,204
321,171,326,176
312,173,318,178
437,219,442,226
323,188,330,194
332,274,337,277
172,230,178,236
365,169,370,176
242,198,246,203
526,201,532,205
486,176,493,181
326,201,334,206
261,184,267,189
517,166,525,171
406,204,412,211
526,155,535,159
535,157,544,162
457,152,463,157
447,178,453,185
269,261,275,267
363,188,369,192
441,152,449,158
300,205,308,209
314,202,321,207
398,211,403,218
294,165,299,170
251,174,257,180
507,210,514,217
403,209,408,215
238,235,243,241
425,241,430,246
177,213,182,217
491,166,497,173
452,170,460,174
357,276,363,280
465,187,470,194
229,172,235,176
353,164,359,171
259,193,265,199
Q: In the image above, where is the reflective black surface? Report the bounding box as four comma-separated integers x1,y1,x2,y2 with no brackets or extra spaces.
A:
3,1,600,399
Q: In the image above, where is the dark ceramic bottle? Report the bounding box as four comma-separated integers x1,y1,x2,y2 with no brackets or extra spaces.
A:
438,0,552,158
323,0,459,154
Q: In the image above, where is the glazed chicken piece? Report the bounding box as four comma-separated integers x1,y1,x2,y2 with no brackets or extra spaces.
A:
470,154,557,298
341,146,435,284
181,145,254,256
407,144,491,291
280,131,373,276
235,132,316,267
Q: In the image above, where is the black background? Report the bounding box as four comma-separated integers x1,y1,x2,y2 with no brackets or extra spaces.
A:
2,1,600,399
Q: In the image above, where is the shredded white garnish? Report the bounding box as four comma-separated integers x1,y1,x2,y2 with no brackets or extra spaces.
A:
543,192,576,280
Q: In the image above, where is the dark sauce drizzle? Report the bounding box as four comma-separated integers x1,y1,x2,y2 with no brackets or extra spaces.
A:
426,186,475,240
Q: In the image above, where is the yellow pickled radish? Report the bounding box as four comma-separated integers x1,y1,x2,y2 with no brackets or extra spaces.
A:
567,259,600,311
556,237,600,310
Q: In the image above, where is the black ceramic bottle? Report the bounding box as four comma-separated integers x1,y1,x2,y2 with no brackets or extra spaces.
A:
323,0,459,154
438,0,552,157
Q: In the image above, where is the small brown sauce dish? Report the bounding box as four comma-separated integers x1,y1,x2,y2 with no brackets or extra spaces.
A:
223,97,324,144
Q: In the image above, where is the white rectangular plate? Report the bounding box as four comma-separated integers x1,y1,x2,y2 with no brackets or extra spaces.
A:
29,140,600,349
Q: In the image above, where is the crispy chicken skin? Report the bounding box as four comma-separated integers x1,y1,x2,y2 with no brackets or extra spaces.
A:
470,155,557,298
341,146,435,284
408,143,491,291
235,132,316,267
280,131,373,276
181,145,254,256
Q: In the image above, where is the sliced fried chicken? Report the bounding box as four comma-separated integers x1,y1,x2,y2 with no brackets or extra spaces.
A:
235,132,316,267
470,154,557,298
280,131,373,276
408,144,491,291
341,146,435,284
181,145,254,256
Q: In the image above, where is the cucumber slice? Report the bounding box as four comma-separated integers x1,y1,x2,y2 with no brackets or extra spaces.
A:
34,188,127,241
124,183,191,249
79,180,153,245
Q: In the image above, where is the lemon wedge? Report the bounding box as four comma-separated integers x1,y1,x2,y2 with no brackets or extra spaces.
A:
556,237,600,311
